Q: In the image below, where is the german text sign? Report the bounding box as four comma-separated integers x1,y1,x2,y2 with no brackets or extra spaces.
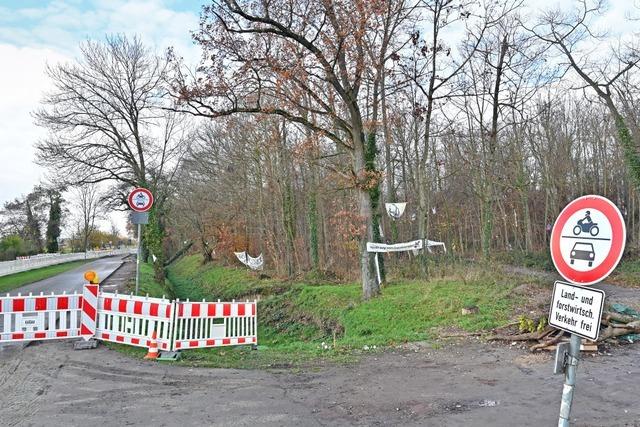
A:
549,281,605,341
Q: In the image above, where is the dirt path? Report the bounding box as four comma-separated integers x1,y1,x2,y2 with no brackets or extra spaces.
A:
1,338,638,426
502,264,640,310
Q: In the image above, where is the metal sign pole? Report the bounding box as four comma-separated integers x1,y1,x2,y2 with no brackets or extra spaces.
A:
135,223,141,295
558,333,581,426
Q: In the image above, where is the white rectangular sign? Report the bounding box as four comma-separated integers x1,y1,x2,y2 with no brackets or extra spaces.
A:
366,239,423,253
548,281,605,341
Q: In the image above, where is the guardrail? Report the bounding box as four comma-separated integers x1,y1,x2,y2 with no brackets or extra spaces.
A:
0,248,135,277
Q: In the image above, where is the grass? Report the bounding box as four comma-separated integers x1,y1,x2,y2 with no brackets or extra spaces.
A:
609,256,640,288
133,262,176,298
127,255,523,369
492,251,554,271
0,260,91,293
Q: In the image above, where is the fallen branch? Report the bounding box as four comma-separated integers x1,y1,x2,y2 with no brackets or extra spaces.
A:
602,311,638,325
597,320,640,342
488,325,554,342
530,330,565,351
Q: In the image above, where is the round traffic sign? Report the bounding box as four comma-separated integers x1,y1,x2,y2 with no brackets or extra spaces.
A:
128,188,154,212
550,195,626,285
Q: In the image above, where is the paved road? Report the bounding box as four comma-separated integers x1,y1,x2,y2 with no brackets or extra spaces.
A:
5,255,126,296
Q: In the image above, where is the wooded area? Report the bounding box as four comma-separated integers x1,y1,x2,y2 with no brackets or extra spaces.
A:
4,0,639,299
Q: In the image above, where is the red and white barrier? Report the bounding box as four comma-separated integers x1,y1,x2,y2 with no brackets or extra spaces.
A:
172,300,257,350
1,286,258,352
80,284,98,340
96,292,175,351
0,291,83,342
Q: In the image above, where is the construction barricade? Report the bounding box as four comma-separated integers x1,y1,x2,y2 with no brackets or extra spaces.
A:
1,284,258,354
172,299,257,350
0,291,83,342
96,291,175,351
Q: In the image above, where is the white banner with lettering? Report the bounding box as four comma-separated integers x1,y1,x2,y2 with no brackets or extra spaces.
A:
366,239,423,253
234,252,264,270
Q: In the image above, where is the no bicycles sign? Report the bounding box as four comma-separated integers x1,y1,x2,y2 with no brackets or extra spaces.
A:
550,195,626,285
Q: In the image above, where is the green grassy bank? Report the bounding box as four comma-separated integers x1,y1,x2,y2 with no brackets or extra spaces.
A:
114,255,523,368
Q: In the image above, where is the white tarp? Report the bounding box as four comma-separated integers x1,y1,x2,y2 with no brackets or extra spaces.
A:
366,239,423,253
234,251,264,270
385,203,407,220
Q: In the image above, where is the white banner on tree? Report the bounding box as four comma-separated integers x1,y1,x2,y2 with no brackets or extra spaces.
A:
366,239,423,253
426,240,447,253
385,203,407,220
234,251,264,270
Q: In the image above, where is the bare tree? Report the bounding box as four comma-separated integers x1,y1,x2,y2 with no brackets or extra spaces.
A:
171,1,413,298
530,0,640,188
34,35,189,281
74,184,103,255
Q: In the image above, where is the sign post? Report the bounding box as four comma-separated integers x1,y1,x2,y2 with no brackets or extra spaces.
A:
549,195,625,426
128,188,154,295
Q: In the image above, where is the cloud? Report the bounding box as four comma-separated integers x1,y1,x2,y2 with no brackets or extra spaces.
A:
0,0,199,236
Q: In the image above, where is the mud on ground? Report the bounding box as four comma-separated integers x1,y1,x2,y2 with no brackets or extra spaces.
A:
1,337,638,426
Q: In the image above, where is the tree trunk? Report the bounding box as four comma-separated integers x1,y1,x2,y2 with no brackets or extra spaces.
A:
354,131,379,299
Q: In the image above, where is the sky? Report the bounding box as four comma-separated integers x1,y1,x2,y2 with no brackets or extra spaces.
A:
0,0,637,238
0,0,201,236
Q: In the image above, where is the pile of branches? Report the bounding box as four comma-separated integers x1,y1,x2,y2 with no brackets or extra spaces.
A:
487,307,640,351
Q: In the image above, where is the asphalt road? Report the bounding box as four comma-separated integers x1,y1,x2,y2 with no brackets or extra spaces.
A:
5,255,126,296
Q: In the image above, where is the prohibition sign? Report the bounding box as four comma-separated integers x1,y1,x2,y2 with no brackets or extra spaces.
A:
550,195,626,285
128,188,154,213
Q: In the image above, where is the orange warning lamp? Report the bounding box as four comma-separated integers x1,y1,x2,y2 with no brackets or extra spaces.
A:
84,270,99,284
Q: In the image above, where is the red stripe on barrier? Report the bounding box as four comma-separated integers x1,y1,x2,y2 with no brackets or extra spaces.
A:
56,331,68,337
165,305,171,318
238,337,246,344
223,304,230,317
104,297,112,311
0,300,2,313
35,297,47,311
57,297,68,310
252,303,256,316
116,335,124,342
207,303,216,316
102,333,110,340
178,304,184,317
238,304,245,316
86,284,98,297
175,342,182,349
34,332,46,339
134,301,142,315
13,298,24,312
189,340,199,347
83,301,96,320
150,303,159,317
131,338,140,345
252,337,256,343
222,338,230,345
12,333,24,340
192,303,200,317
80,325,92,336
78,296,83,307
118,299,127,313
206,339,215,346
